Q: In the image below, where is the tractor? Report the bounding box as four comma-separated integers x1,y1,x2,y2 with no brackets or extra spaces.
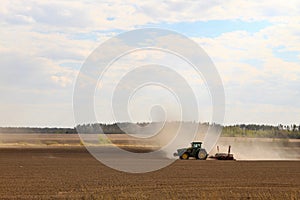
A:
173,142,208,160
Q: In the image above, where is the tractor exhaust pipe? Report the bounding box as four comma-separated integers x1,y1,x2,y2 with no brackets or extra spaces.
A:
228,145,231,155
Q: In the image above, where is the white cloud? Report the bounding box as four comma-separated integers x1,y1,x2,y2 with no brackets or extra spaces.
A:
2,1,300,31
0,0,300,126
193,23,300,124
225,103,300,125
0,51,77,89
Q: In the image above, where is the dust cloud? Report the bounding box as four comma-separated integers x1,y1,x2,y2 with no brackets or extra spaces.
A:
146,122,207,158
140,123,300,160
211,137,300,160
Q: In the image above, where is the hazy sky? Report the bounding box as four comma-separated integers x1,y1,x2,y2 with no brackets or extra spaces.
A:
0,1,300,127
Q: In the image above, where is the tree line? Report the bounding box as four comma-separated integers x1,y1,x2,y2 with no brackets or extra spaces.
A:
0,127,77,134
0,122,299,139
222,124,300,139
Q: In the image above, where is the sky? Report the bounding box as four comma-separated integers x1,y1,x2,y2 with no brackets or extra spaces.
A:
0,0,300,127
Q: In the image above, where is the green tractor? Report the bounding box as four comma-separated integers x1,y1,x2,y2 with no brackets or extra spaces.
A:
173,142,208,160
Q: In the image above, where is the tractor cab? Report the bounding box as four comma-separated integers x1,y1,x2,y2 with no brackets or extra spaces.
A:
191,142,202,149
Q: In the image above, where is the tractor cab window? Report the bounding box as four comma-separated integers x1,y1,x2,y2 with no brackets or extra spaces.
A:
192,143,201,148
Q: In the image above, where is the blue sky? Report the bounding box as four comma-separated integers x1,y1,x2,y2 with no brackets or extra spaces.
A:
0,1,300,127
273,47,300,62
142,20,272,38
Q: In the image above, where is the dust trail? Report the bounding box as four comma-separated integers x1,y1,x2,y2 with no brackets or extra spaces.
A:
211,137,300,160
149,122,208,159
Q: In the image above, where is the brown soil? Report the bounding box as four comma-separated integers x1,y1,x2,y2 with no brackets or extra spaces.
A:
0,147,299,199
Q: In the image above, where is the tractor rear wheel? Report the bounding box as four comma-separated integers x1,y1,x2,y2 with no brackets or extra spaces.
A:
196,149,207,160
180,152,189,160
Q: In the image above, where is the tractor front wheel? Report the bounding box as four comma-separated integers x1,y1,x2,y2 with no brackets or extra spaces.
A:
180,153,189,160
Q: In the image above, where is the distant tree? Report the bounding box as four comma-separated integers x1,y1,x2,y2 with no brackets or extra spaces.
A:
292,124,296,132
284,125,289,131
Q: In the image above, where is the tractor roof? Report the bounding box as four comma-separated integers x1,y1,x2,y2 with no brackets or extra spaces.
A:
191,141,202,144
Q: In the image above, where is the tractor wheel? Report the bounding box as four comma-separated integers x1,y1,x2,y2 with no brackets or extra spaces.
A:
196,149,207,160
180,153,189,160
